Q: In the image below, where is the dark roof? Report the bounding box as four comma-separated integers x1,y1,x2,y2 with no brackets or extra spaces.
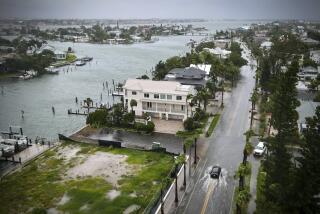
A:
166,67,206,80
166,78,206,87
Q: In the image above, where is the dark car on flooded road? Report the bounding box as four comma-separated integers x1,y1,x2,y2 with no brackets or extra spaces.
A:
210,166,221,179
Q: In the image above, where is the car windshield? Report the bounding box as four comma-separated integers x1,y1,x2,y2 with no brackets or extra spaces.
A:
211,167,219,172
256,145,263,150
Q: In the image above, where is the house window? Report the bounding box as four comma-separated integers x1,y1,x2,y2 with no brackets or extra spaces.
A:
176,96,182,100
147,102,152,108
154,94,159,99
132,91,137,95
167,95,172,100
181,105,184,111
144,93,149,98
160,94,166,99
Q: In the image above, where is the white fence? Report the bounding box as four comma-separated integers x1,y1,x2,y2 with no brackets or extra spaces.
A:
154,155,190,214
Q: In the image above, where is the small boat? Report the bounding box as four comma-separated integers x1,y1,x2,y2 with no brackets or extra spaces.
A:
75,60,86,66
82,56,93,62
45,66,59,74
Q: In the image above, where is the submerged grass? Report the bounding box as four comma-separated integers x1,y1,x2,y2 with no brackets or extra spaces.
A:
0,141,174,214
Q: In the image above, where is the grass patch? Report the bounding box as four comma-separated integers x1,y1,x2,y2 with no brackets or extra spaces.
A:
206,114,221,137
233,162,252,214
66,53,77,63
255,165,267,213
0,141,174,214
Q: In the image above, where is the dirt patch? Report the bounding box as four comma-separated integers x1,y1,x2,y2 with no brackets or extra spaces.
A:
106,189,121,200
66,152,135,186
57,193,70,205
56,146,81,162
123,204,141,214
80,204,89,211
129,192,137,198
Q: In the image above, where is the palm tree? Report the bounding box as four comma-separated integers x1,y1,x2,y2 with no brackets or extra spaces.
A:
218,79,225,107
130,99,137,114
249,90,259,128
193,130,201,164
206,79,217,99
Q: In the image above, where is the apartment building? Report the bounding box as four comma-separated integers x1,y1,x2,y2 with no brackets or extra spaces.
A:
123,79,195,120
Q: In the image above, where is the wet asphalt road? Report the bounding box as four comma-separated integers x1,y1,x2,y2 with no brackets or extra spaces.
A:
176,44,256,214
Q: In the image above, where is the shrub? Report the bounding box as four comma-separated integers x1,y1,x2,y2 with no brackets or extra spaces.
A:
122,112,135,127
183,117,200,131
314,91,320,102
145,121,155,133
193,109,206,121
134,121,155,133
86,109,108,127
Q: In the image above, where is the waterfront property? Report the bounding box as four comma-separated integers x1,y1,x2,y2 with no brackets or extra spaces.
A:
213,39,231,49
310,50,320,64
189,64,211,76
123,79,195,121
54,50,67,60
204,47,231,59
164,67,207,87
298,66,320,81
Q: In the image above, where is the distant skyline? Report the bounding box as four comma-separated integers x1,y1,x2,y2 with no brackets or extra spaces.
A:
0,0,320,20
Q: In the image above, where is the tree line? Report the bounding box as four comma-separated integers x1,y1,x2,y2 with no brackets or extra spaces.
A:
248,31,320,213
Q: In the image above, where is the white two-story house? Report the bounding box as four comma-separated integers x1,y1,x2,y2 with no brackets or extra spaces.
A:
123,79,195,121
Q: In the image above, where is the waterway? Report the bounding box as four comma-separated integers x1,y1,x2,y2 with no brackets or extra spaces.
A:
4,20,313,141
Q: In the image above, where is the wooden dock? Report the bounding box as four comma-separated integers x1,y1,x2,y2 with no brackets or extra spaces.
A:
67,109,88,116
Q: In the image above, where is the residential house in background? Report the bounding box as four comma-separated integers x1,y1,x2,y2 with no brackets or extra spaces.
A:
260,41,273,50
298,66,320,81
189,64,211,77
213,39,231,49
310,50,320,64
53,50,66,60
164,67,207,87
204,47,231,59
123,79,195,120
36,44,66,60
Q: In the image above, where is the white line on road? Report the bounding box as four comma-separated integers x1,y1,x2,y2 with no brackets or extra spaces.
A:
182,158,208,214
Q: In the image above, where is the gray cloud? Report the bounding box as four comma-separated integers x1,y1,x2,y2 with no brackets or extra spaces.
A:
0,0,319,20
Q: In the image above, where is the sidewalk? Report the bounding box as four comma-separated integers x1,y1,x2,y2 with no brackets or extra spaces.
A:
248,105,261,214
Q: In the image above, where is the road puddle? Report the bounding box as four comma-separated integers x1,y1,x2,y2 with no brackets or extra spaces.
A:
199,167,229,193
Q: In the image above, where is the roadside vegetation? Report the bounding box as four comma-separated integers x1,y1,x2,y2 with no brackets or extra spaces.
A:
206,114,221,137
0,141,174,214
242,24,320,213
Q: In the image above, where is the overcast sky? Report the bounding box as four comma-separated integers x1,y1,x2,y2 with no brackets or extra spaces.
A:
0,0,319,20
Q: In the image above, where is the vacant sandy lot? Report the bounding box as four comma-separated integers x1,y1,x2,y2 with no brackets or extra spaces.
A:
56,145,136,186
66,151,134,186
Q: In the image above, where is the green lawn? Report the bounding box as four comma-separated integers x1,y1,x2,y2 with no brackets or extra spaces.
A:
0,141,174,214
206,114,221,137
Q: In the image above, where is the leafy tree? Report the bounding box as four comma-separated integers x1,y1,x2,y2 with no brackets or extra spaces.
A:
229,51,247,67
130,99,137,114
291,106,320,213
86,108,108,127
195,41,215,52
206,79,217,99
262,59,301,212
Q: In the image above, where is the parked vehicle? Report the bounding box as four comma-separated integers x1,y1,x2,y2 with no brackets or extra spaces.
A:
254,142,266,156
210,166,222,179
